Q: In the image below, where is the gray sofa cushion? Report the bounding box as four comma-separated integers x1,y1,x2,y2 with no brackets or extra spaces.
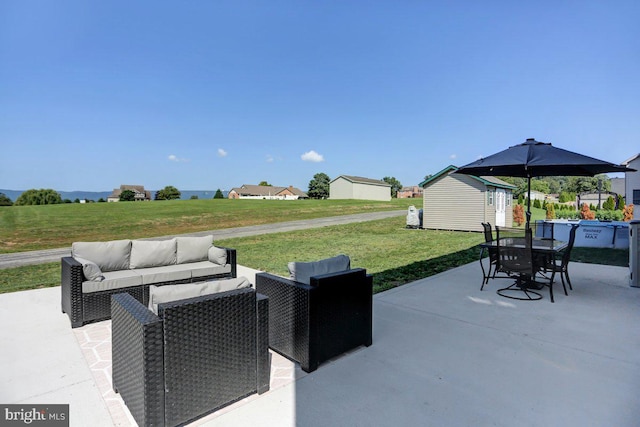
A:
132,264,192,285
176,235,213,264
148,276,252,314
208,246,228,265
129,239,177,269
74,257,105,282
187,261,232,278
288,254,351,285
72,240,132,272
82,270,143,293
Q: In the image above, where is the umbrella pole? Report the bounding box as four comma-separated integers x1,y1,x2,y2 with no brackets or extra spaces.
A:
526,176,532,230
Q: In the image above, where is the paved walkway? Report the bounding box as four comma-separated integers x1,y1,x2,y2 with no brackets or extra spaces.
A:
0,210,406,269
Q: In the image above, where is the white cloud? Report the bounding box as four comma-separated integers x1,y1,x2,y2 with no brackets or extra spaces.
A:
266,154,274,163
301,150,324,162
168,154,189,162
450,154,457,160
217,148,228,157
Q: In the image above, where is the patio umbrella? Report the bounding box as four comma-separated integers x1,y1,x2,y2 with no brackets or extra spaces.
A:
455,138,635,229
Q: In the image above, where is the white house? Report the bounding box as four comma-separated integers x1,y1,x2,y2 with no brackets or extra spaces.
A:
228,185,308,200
623,153,640,219
329,175,391,201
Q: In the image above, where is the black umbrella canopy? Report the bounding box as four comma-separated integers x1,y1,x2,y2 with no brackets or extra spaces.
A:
455,138,635,230
456,138,633,178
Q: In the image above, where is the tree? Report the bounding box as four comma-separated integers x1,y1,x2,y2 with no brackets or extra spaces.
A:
602,196,615,211
0,193,13,206
533,199,542,209
623,204,634,221
308,173,331,199
155,186,181,200
617,194,625,210
120,190,136,201
15,189,62,205
259,181,272,186
513,204,525,226
580,203,595,220
190,195,199,200
214,189,225,199
382,176,402,198
546,203,555,220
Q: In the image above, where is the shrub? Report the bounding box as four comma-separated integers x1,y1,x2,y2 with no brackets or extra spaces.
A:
595,210,623,221
513,204,525,226
602,196,615,211
581,203,595,220
557,209,580,220
0,193,13,206
15,189,62,205
623,204,634,221
533,199,542,209
546,203,555,219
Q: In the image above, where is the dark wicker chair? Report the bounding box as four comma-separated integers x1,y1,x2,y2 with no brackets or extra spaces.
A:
111,288,269,427
480,222,498,289
61,247,237,328
547,224,579,293
255,268,372,373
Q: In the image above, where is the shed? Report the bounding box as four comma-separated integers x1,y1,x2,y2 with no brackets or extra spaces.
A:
622,153,640,220
329,175,391,201
420,165,516,232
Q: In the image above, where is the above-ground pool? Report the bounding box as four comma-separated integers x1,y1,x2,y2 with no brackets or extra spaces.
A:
535,219,629,249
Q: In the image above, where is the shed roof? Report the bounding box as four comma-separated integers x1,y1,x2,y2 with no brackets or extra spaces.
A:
330,175,391,187
420,165,516,190
622,153,640,165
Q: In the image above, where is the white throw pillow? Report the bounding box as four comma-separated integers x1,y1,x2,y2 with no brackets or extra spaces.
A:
176,235,213,264
72,240,132,272
129,239,177,269
208,246,227,265
288,254,351,285
148,277,252,314
74,257,104,281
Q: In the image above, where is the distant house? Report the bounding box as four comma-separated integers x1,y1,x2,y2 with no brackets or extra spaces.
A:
228,185,308,200
577,191,619,209
610,177,625,198
622,153,640,219
420,165,516,232
329,175,391,201
397,186,423,199
107,185,152,202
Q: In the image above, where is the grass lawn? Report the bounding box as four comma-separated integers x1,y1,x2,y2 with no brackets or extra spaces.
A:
0,215,629,295
0,198,414,253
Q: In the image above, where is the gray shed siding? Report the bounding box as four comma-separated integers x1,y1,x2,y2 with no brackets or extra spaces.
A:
422,173,513,232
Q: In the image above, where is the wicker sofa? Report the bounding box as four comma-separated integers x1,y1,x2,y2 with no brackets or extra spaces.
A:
112,287,269,427
255,255,373,373
61,235,237,328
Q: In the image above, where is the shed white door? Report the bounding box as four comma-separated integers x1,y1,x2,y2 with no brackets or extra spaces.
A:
495,189,506,227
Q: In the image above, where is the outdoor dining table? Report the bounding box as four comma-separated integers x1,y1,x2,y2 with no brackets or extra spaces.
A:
480,237,568,297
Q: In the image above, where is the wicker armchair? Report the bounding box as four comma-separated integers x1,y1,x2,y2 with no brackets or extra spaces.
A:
111,288,269,427
255,268,373,373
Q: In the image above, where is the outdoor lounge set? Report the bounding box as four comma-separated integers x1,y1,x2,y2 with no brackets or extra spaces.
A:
61,239,373,427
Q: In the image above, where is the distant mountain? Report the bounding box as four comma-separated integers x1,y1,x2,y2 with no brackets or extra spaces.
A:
0,189,228,203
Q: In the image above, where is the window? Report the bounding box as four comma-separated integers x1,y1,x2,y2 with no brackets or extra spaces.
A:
634,189,640,205
487,190,494,206
507,194,512,206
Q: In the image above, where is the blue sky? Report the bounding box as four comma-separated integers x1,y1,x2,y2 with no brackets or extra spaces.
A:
1,1,638,192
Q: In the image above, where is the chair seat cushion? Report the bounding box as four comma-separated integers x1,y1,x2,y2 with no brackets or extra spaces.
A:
288,254,351,285
133,264,192,285
187,260,232,278
148,276,252,314
82,270,143,293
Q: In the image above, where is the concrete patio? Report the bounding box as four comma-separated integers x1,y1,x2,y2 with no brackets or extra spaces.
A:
1,261,638,426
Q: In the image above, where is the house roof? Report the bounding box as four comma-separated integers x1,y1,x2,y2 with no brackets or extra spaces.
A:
229,184,308,198
108,185,151,198
622,153,640,166
420,165,516,190
330,175,391,187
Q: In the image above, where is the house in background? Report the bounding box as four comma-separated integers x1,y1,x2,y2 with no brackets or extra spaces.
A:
622,153,640,219
420,165,516,232
228,184,308,200
107,185,152,202
329,175,391,201
397,186,423,199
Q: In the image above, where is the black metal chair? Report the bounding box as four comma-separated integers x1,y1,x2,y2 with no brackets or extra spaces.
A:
480,222,498,289
547,224,579,293
111,288,269,427
255,268,372,373
495,228,544,301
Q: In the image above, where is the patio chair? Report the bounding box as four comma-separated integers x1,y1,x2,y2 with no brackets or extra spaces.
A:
480,222,498,289
111,287,269,427
495,228,545,301
546,224,579,293
255,255,372,373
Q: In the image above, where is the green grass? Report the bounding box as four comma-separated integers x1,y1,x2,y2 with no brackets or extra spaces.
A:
0,198,413,253
0,215,628,295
